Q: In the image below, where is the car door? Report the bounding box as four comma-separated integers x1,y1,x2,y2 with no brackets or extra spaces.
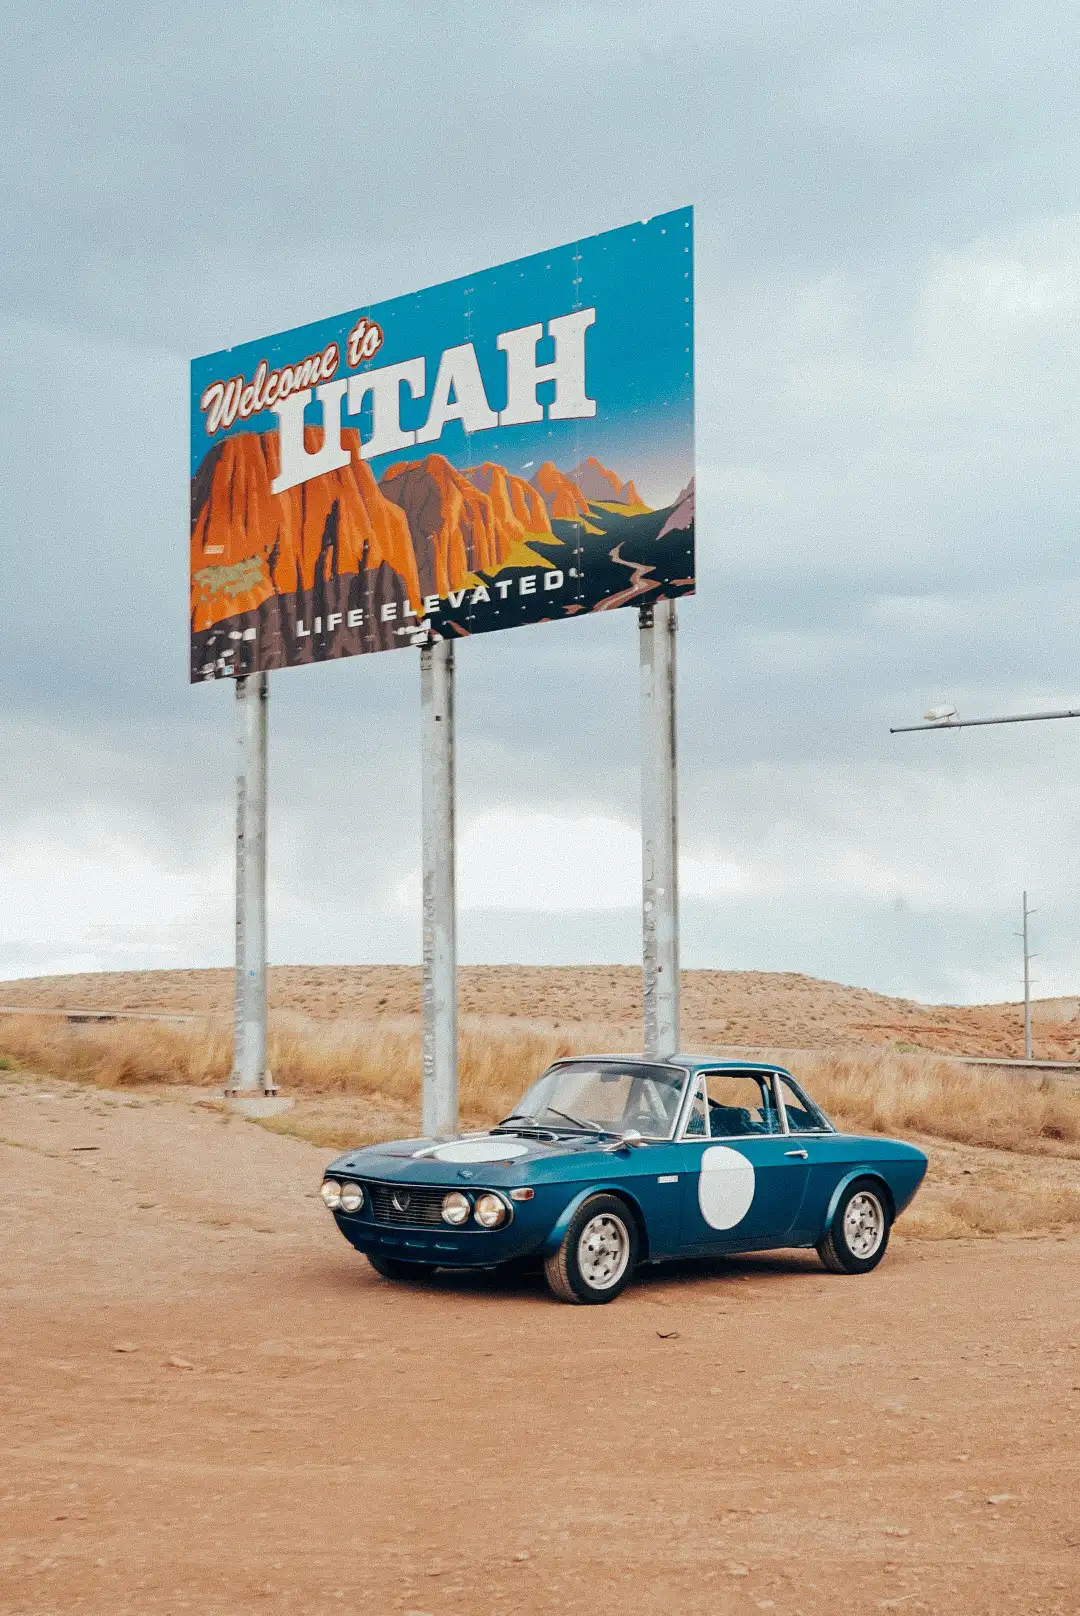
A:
679,1069,810,1252
774,1073,847,1240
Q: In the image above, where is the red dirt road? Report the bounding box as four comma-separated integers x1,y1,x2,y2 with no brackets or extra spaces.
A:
2,1077,1078,1616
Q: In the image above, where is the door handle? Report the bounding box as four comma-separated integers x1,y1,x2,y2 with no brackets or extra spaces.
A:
784,1148,808,1159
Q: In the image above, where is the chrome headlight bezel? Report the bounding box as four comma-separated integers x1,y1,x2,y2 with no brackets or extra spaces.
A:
320,1178,342,1210
339,1181,364,1213
473,1191,510,1229
441,1190,472,1226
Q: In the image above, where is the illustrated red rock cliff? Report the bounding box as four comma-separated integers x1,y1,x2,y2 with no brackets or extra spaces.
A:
190,427,421,631
570,456,644,507
529,461,591,520
463,462,552,537
190,431,676,679
379,454,525,597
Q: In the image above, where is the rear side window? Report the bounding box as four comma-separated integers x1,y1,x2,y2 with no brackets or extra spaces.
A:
778,1077,830,1134
703,1072,780,1137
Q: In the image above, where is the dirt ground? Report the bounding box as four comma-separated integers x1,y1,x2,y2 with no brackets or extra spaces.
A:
2,964,1078,1061
3,1073,1079,1616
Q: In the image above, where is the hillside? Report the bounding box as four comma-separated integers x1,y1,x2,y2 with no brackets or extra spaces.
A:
1,965,1077,1060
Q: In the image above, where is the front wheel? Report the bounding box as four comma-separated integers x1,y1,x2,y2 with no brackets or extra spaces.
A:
544,1194,639,1304
817,1180,891,1274
367,1253,435,1283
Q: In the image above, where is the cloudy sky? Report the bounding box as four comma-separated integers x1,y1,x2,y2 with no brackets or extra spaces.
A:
3,1,1080,1003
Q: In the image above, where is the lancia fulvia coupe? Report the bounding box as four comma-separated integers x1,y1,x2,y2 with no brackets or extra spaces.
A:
320,1057,927,1304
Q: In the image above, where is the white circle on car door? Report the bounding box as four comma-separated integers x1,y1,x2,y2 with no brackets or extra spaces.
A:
697,1146,756,1229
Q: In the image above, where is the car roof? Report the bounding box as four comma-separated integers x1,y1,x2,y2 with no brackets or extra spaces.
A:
552,1054,796,1079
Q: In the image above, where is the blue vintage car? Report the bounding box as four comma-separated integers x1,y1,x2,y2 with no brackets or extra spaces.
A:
320,1057,928,1304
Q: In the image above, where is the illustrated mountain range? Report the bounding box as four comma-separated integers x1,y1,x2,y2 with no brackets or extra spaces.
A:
190,432,694,677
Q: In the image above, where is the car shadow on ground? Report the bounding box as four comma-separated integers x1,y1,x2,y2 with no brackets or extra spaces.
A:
310,1246,829,1306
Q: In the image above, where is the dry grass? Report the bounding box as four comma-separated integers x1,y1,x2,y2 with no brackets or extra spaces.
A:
255,1116,398,1152
0,1015,236,1090
904,1184,1080,1240
2,1012,1078,1157
792,1048,1080,1155
0,1012,626,1128
5,1010,1080,1241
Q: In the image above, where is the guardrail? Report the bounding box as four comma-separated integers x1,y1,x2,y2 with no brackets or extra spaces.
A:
710,1042,1080,1075
947,1055,1080,1072
0,1005,208,1026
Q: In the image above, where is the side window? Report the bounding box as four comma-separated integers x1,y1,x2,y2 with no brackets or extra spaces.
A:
684,1078,707,1136
704,1072,780,1137
778,1077,830,1134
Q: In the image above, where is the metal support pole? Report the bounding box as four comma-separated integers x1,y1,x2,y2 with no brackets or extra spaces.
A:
421,640,458,1136
1021,891,1034,1061
640,598,680,1060
227,672,273,1096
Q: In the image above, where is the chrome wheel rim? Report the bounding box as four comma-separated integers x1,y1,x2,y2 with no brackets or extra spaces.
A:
577,1213,630,1290
844,1191,885,1259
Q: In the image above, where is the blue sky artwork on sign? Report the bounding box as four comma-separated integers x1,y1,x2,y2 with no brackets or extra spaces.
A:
190,208,694,680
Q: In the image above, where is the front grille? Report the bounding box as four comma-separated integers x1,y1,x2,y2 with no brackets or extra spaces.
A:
365,1181,448,1227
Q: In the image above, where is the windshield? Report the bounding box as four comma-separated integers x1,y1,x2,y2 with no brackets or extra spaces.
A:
510,1060,689,1139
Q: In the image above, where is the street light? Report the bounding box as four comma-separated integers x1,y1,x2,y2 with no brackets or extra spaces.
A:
890,703,1080,734
891,696,1079,1063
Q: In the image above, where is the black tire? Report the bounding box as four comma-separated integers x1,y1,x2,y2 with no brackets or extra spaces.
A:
544,1194,639,1304
817,1179,892,1275
366,1253,435,1283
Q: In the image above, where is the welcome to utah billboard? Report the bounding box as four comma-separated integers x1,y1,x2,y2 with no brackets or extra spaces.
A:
190,207,694,680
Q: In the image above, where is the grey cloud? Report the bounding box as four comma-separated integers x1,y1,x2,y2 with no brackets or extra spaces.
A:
5,2,1079,346
2,2,1079,999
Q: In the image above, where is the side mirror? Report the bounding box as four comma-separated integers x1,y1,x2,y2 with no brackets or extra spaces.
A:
602,1128,648,1154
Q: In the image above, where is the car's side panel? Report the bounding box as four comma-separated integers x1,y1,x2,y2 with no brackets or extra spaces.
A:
539,1180,646,1258
791,1135,928,1240
610,1147,687,1257
536,1145,692,1260
675,1136,811,1252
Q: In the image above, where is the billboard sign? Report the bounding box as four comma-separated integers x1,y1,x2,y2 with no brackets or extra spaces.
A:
190,207,694,680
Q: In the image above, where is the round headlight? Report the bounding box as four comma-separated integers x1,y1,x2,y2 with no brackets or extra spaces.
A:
321,1179,342,1210
339,1182,364,1213
474,1192,509,1229
441,1190,471,1226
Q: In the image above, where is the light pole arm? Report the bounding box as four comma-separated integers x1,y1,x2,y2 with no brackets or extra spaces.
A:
890,707,1080,734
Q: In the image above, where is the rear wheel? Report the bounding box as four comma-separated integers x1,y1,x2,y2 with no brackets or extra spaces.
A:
817,1180,891,1274
544,1194,638,1304
366,1253,435,1283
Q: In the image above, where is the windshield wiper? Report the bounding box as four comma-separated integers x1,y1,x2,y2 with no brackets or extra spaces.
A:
540,1106,606,1134
495,1111,540,1128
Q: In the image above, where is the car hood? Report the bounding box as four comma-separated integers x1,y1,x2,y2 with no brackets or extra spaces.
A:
326,1129,627,1186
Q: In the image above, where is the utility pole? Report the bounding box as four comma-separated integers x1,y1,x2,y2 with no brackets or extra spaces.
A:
640,598,680,1060
420,639,458,1136
1018,891,1036,1061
